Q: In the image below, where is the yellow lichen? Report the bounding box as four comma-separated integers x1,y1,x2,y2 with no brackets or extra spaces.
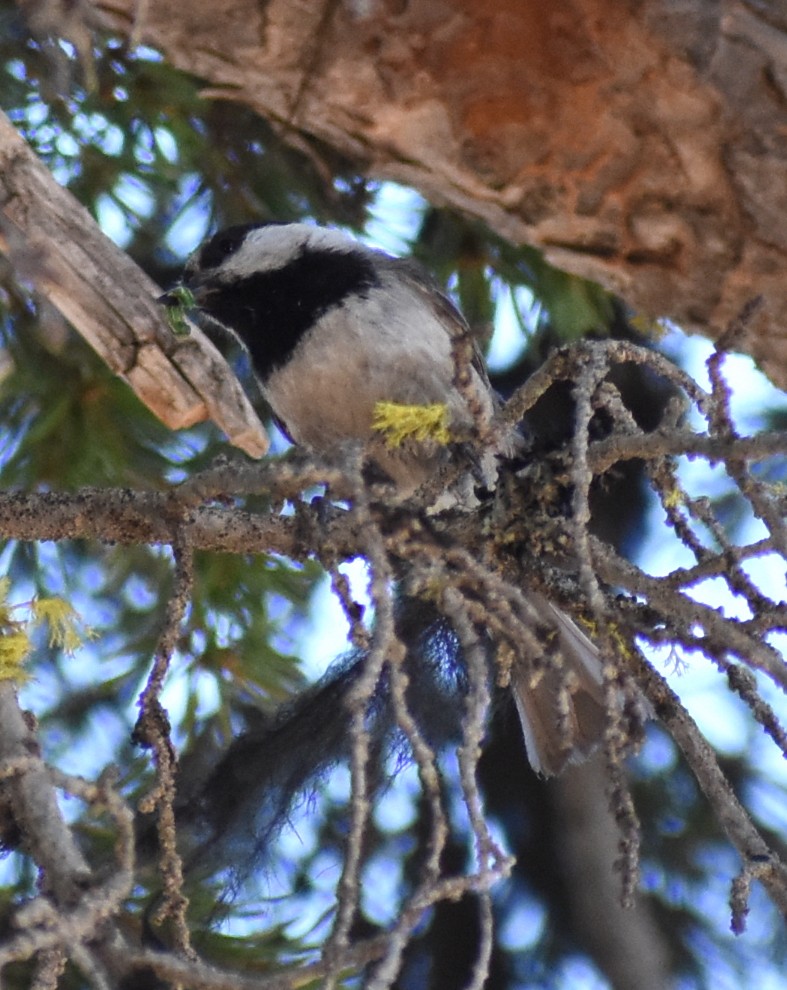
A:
33,597,92,654
371,401,451,448
0,631,32,682
0,585,95,682
662,487,684,510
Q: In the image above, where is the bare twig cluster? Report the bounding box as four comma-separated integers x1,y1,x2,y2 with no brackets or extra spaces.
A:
0,686,135,988
510,336,787,927
0,334,785,987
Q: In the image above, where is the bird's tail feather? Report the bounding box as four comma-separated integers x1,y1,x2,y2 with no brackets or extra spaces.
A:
511,595,607,777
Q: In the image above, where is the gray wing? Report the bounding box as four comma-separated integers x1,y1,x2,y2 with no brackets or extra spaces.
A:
379,255,493,390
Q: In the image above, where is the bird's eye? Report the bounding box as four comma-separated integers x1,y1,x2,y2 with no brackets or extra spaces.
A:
198,223,262,270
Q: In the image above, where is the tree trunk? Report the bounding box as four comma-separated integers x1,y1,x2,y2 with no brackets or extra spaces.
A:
95,0,787,386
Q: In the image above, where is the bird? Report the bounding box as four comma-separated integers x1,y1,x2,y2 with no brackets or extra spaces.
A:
168,221,516,504
163,221,607,801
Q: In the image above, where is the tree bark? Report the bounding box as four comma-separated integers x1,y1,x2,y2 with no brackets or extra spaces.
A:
551,759,672,990
94,0,787,388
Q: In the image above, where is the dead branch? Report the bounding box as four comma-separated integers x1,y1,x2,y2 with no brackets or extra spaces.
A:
0,108,267,457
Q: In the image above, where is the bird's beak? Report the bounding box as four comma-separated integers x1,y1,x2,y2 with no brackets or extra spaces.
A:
158,284,201,308
158,288,182,306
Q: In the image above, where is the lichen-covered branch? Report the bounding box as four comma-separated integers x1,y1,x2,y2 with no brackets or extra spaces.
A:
0,336,785,985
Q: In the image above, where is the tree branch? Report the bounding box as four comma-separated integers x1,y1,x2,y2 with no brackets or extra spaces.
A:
0,108,267,458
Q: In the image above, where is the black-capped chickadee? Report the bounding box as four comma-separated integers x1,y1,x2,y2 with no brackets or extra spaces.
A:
170,221,519,502
166,222,607,778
